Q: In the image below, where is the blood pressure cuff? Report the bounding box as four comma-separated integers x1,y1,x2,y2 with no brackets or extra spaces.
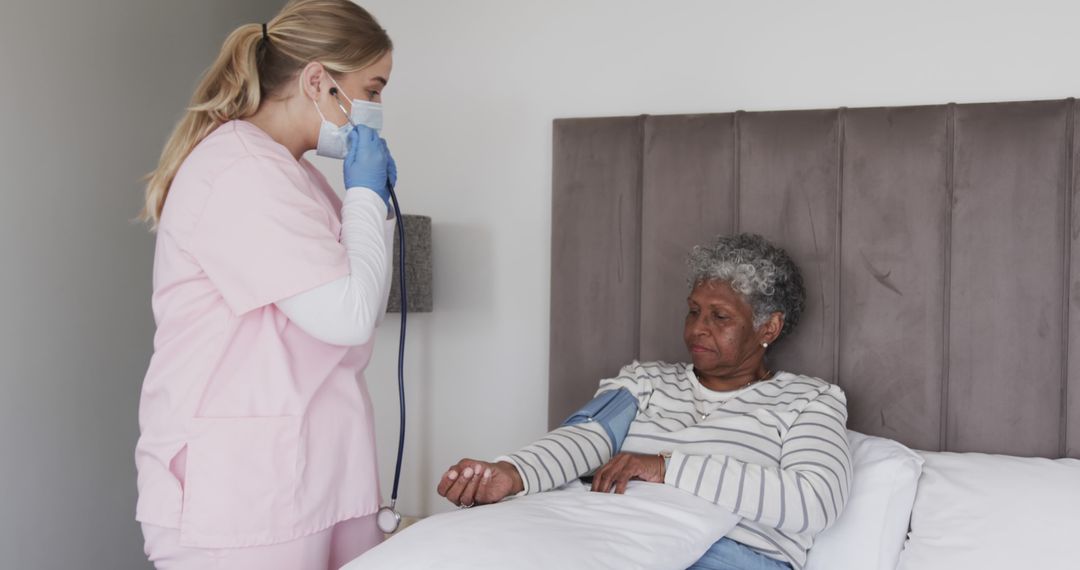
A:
560,388,638,452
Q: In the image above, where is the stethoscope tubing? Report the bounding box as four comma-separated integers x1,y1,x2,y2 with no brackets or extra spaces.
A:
331,87,407,527
387,181,406,508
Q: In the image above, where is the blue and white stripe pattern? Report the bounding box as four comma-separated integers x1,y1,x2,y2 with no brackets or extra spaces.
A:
499,361,851,570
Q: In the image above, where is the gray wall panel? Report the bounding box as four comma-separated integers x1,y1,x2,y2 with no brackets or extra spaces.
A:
839,106,950,451
549,117,643,428
947,101,1069,457
551,99,1080,458
738,110,841,382
1068,99,1080,458
640,114,737,363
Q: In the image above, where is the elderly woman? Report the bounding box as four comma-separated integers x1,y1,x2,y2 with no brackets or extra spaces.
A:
437,234,851,570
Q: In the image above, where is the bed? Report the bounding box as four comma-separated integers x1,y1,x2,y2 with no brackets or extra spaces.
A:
348,98,1080,570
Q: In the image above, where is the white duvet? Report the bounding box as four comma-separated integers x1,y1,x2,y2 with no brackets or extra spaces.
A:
344,480,740,570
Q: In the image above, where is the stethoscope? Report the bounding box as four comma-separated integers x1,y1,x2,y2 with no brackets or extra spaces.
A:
330,87,408,534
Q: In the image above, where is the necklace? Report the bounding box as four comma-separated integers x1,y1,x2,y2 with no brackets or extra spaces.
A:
694,368,773,421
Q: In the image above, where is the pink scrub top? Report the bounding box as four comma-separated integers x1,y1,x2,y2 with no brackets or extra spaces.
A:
135,120,383,548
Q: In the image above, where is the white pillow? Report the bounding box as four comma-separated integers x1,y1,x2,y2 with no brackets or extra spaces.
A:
896,451,1080,570
344,479,739,570
805,431,924,570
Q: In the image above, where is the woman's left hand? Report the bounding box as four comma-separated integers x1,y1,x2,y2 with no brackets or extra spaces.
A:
590,452,666,494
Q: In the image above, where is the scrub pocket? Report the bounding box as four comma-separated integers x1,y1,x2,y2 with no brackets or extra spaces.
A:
179,415,301,548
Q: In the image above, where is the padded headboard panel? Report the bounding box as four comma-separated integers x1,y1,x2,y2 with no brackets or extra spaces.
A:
550,99,1080,459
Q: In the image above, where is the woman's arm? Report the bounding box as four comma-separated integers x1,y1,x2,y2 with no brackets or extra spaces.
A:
437,420,617,507
498,412,617,494
275,188,395,346
437,364,654,505
665,384,852,535
498,364,654,494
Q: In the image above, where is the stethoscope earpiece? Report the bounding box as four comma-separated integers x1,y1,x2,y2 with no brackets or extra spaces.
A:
327,87,355,128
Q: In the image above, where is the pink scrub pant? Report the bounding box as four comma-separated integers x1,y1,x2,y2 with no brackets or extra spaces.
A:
141,514,383,570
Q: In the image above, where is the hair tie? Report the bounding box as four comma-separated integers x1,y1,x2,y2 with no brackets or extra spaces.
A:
261,23,269,41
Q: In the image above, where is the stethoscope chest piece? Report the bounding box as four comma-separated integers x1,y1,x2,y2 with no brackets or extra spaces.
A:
376,505,401,534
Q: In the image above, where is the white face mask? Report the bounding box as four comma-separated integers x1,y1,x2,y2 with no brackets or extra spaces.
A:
311,75,384,160
313,101,351,159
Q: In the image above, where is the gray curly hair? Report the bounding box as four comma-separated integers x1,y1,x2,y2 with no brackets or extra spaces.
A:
687,233,806,341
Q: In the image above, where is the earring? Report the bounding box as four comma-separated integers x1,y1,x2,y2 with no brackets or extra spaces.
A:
762,342,769,348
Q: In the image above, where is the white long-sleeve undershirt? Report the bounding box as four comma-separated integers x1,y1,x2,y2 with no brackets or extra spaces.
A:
275,188,396,346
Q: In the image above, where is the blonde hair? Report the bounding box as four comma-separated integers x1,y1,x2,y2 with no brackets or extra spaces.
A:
140,0,392,228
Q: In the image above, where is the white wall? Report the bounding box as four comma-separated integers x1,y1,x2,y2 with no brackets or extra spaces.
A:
0,1,277,568
2,1,1074,565
333,0,1080,519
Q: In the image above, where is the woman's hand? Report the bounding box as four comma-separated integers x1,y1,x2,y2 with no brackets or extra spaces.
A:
590,452,666,494
437,458,523,507
344,125,390,202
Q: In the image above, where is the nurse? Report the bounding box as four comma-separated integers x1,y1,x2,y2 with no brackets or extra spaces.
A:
134,1,397,568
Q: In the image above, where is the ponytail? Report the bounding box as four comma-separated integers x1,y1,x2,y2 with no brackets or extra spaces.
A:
140,24,263,227
140,0,392,228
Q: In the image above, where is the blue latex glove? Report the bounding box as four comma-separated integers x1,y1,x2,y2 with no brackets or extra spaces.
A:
384,139,398,190
344,125,390,205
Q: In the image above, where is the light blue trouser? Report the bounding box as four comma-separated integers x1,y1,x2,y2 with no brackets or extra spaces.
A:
688,537,793,570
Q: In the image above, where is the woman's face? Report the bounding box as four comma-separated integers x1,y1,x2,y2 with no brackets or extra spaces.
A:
335,51,392,106
303,52,393,129
683,280,774,379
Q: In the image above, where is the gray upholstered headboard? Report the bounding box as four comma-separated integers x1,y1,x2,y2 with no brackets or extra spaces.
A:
549,99,1080,459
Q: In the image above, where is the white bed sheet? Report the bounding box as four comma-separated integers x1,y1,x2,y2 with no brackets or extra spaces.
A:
344,480,740,570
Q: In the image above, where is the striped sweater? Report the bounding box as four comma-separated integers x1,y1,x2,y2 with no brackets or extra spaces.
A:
500,361,851,570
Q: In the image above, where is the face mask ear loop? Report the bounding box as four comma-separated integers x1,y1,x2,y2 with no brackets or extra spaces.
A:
311,97,331,123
